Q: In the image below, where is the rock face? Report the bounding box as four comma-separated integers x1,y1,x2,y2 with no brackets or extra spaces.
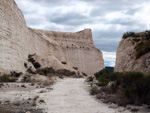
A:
0,0,104,75
115,33,150,73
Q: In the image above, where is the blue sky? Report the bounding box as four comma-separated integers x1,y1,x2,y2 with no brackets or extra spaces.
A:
14,0,150,67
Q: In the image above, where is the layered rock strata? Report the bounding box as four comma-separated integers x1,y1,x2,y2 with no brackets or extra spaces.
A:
0,0,105,75
115,32,150,73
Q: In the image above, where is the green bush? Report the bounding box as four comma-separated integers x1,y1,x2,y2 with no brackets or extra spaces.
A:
0,74,17,82
135,41,150,59
145,30,150,40
93,70,150,105
96,76,110,86
122,30,150,59
39,72,44,75
122,32,135,39
94,69,110,86
136,31,150,59
116,72,150,105
112,72,150,105
133,34,140,37
37,67,54,76
94,68,110,78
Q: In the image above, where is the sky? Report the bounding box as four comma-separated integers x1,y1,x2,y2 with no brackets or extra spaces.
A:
14,0,150,67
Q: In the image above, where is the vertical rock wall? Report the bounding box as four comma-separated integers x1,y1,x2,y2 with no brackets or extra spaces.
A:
0,0,105,75
115,37,150,73
0,0,30,73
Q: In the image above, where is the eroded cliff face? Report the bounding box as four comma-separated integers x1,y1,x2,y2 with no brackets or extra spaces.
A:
115,33,150,73
0,0,104,75
0,0,30,73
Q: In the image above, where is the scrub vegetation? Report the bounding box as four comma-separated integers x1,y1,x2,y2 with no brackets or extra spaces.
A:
90,69,150,105
122,30,150,59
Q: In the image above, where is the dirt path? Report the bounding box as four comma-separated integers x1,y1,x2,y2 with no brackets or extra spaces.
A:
0,78,131,113
39,78,130,113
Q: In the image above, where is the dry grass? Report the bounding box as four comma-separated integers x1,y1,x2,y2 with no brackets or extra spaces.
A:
90,86,99,95
43,80,54,86
0,99,43,113
0,104,11,113
22,74,55,87
0,74,17,83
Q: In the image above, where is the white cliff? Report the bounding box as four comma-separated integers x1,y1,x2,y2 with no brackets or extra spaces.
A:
0,0,104,75
115,32,150,73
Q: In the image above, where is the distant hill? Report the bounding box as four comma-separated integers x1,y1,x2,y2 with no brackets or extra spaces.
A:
106,67,114,72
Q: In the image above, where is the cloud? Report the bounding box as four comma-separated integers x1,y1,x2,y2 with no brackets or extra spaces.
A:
14,0,150,67
102,51,116,62
102,51,116,67
105,61,116,67
49,12,90,26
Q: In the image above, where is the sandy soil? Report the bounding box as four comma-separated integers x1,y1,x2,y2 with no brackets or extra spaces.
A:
0,78,133,113
39,78,131,113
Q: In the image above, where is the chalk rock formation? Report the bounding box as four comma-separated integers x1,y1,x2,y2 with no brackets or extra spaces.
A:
0,0,104,75
115,32,150,73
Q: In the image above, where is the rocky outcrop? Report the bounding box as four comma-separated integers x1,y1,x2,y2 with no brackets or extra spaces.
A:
0,0,104,75
115,32,150,73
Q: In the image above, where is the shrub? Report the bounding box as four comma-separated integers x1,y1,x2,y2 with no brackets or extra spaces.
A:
22,74,32,82
121,30,150,59
145,30,150,40
90,86,99,95
39,90,45,93
82,72,87,76
28,53,36,58
94,69,110,86
39,99,45,103
109,72,120,81
0,74,17,82
132,38,140,42
34,96,39,101
110,72,150,105
33,62,41,69
37,67,54,76
133,34,140,37
10,71,22,77
92,70,150,105
0,104,11,113
87,76,94,82
56,69,76,76
94,68,110,78
43,80,54,86
39,72,44,75
73,67,78,70
28,55,41,69
21,84,26,88
116,72,150,105
61,61,67,64
96,75,110,86
135,41,150,59
122,32,135,39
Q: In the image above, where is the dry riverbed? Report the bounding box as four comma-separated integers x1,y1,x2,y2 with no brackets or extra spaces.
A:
0,78,149,113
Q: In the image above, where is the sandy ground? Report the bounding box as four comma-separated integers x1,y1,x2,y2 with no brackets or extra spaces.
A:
39,78,131,113
0,78,132,113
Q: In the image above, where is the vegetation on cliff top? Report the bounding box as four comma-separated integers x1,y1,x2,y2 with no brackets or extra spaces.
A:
90,69,150,105
122,30,150,59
